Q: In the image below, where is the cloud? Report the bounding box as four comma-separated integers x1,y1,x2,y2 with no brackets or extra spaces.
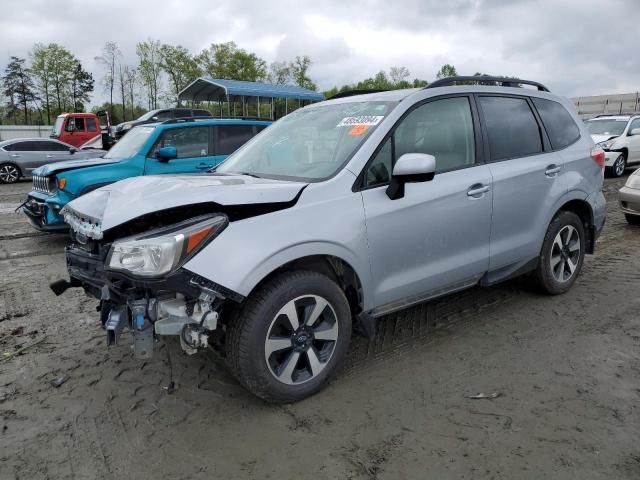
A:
0,0,638,107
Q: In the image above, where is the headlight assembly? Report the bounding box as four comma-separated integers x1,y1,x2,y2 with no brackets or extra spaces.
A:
625,174,640,190
107,214,228,277
596,139,615,150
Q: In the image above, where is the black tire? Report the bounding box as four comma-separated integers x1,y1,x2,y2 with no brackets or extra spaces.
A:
607,153,627,178
533,211,586,295
226,270,352,403
0,163,21,184
625,214,640,226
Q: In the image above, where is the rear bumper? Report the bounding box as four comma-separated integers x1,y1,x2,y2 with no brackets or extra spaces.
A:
619,186,640,216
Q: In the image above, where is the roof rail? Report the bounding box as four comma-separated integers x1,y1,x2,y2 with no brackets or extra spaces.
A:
591,113,640,118
328,89,389,100
425,76,550,92
161,116,268,125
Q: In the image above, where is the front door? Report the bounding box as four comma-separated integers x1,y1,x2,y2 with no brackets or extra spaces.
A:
626,117,640,163
144,126,224,175
360,96,493,312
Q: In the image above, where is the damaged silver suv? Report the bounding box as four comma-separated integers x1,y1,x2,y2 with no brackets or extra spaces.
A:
53,77,606,402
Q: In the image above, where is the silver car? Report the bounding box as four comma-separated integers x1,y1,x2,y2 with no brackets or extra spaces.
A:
55,76,606,402
0,138,104,184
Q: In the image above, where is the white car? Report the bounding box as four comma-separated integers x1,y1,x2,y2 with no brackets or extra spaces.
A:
585,114,640,177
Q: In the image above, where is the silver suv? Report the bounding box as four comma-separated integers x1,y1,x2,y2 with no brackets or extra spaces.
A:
53,76,606,402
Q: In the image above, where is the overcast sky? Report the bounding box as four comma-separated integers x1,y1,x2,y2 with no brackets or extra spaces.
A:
0,0,638,107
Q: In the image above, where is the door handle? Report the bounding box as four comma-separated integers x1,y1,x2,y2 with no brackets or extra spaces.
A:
545,164,561,177
467,184,490,198
10,154,20,158
46,154,54,158
195,163,212,170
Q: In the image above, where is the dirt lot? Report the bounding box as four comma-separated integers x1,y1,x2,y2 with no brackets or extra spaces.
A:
0,175,639,480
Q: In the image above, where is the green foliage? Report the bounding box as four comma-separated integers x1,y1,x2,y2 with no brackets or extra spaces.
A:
436,64,458,79
70,63,94,112
136,39,163,110
159,44,202,103
196,42,267,82
289,56,316,90
2,56,37,124
323,66,429,98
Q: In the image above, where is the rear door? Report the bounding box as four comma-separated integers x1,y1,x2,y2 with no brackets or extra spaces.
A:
144,125,218,175
35,140,73,170
478,95,567,271
4,141,45,175
213,124,259,168
360,95,493,311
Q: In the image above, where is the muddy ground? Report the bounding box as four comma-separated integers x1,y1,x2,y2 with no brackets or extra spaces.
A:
0,174,639,480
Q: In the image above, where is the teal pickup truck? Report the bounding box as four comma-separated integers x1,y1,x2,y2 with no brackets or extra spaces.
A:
22,118,270,232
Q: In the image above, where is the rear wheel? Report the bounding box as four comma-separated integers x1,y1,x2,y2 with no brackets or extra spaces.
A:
533,211,585,295
226,270,352,402
625,214,640,226
0,163,21,184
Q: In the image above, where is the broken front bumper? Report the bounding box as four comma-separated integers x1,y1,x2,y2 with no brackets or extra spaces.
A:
22,194,68,232
60,245,241,357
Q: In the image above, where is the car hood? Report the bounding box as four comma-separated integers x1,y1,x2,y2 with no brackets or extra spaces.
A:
62,174,307,238
33,156,117,177
591,134,618,144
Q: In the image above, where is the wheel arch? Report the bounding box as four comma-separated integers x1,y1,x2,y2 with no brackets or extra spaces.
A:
553,197,596,254
0,162,22,181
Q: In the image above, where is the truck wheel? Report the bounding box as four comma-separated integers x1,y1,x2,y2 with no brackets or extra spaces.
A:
533,211,585,295
625,214,640,226
226,270,352,402
0,163,21,184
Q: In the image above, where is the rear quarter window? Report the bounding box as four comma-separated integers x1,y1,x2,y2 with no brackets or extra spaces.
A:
532,97,580,149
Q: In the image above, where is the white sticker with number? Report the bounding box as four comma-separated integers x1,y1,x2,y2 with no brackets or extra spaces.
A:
337,115,384,127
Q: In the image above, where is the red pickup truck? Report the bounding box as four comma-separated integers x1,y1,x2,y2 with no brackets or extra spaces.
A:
50,111,113,148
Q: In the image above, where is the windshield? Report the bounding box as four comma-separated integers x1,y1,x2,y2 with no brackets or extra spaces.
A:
216,101,397,181
136,109,160,122
586,119,627,136
51,116,64,137
104,126,154,159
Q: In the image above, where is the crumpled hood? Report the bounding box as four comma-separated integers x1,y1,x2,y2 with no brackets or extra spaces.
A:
591,134,618,144
62,174,307,237
33,156,117,177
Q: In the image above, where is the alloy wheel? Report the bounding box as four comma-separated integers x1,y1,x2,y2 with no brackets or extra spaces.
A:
550,225,581,283
264,294,339,385
614,155,626,177
0,164,19,183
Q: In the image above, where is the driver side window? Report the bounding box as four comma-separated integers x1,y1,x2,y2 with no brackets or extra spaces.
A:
364,97,476,187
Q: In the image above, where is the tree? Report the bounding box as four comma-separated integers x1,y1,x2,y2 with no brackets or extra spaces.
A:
389,66,410,86
436,64,458,79
2,56,37,124
289,56,316,90
197,42,267,81
123,66,137,119
96,41,121,116
70,62,94,112
136,39,163,110
30,43,53,123
268,61,291,85
159,44,202,105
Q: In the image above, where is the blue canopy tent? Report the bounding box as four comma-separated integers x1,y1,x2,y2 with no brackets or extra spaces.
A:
178,78,325,119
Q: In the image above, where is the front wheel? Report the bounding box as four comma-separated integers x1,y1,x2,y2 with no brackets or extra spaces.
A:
226,270,352,402
533,211,586,295
0,163,21,184
608,153,627,178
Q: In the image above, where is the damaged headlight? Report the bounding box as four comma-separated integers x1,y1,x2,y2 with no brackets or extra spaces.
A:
107,214,228,277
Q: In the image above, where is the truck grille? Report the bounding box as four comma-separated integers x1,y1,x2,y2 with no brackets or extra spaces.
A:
33,175,55,194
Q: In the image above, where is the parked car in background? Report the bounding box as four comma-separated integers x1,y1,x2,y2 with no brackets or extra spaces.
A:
114,108,213,139
585,114,640,177
22,118,270,231
55,76,606,403
0,138,104,184
50,111,112,148
619,168,640,225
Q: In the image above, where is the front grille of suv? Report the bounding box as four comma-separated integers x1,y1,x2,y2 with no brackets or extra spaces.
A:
33,176,55,194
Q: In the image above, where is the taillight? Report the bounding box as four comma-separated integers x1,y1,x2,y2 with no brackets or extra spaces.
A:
591,148,605,168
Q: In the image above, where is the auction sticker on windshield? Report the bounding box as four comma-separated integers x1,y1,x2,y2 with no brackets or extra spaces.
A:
337,115,384,127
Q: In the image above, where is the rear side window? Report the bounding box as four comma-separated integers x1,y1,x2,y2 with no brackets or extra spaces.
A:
87,118,98,132
39,141,69,152
532,98,580,149
4,141,34,151
194,109,212,117
479,96,542,161
174,109,192,118
216,125,255,155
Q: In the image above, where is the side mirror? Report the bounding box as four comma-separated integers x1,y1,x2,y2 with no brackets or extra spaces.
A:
386,153,436,200
151,116,159,122
156,146,177,161
69,147,78,154
629,128,640,136
66,122,76,133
